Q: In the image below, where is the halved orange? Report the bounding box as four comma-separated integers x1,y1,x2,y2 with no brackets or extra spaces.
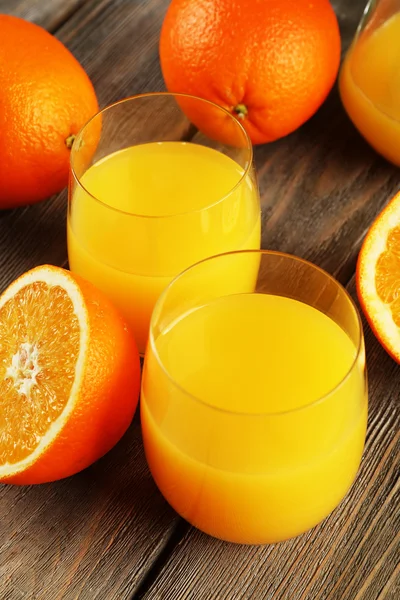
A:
357,190,400,363
0,265,140,485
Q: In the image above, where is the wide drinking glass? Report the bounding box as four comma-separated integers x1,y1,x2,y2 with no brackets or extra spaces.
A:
68,93,260,354
339,0,400,165
141,250,368,545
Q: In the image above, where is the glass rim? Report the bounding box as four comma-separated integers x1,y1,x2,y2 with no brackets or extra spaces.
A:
148,249,364,419
69,92,253,220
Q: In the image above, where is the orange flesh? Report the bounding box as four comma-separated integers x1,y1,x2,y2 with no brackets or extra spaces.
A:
375,225,400,327
0,282,80,464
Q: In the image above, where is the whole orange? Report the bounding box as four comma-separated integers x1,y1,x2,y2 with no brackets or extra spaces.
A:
0,15,99,208
160,0,341,144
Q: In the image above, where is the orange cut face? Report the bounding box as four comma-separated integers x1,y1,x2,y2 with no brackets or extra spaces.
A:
0,282,80,464
357,192,400,363
0,265,140,485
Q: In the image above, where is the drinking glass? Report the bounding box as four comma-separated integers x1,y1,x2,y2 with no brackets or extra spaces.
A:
339,0,400,165
141,250,368,544
68,93,260,354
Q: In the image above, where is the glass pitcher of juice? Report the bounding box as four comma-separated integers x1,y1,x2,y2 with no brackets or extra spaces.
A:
339,0,400,166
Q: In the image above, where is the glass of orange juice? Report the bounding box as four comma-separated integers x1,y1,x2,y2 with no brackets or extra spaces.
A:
68,93,260,354
339,0,400,165
141,250,368,544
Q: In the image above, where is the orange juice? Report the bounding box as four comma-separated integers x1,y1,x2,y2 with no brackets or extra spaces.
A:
340,12,400,165
68,142,260,353
141,293,367,544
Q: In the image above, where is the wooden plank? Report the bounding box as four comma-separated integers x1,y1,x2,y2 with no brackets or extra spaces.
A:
0,0,86,31
0,419,180,600
256,96,400,285
139,278,400,600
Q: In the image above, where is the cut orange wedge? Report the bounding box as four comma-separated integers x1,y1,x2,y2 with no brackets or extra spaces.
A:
357,191,400,363
0,265,140,484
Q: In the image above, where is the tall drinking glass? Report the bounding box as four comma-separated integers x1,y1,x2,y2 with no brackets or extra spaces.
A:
340,0,400,165
141,250,368,544
68,93,260,353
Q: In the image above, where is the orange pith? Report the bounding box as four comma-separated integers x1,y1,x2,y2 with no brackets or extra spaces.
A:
0,282,80,464
0,265,140,484
357,191,400,362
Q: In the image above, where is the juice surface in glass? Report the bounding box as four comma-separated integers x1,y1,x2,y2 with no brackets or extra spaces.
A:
142,293,367,544
68,141,260,353
339,11,400,165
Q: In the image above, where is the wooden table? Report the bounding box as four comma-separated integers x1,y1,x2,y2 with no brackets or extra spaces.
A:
0,1,399,598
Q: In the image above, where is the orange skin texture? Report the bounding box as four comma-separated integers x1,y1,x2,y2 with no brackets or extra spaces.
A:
160,0,341,144
3,268,141,485
357,191,400,364
0,15,99,208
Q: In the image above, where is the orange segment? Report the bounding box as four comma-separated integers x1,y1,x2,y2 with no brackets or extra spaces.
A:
357,190,400,362
0,265,140,484
375,252,400,306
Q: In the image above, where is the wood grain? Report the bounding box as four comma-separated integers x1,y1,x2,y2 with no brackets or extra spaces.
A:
0,418,180,600
0,0,85,31
140,279,400,600
0,0,399,598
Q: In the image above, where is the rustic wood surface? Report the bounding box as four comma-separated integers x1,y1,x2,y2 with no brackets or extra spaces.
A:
0,0,85,31
0,0,399,599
